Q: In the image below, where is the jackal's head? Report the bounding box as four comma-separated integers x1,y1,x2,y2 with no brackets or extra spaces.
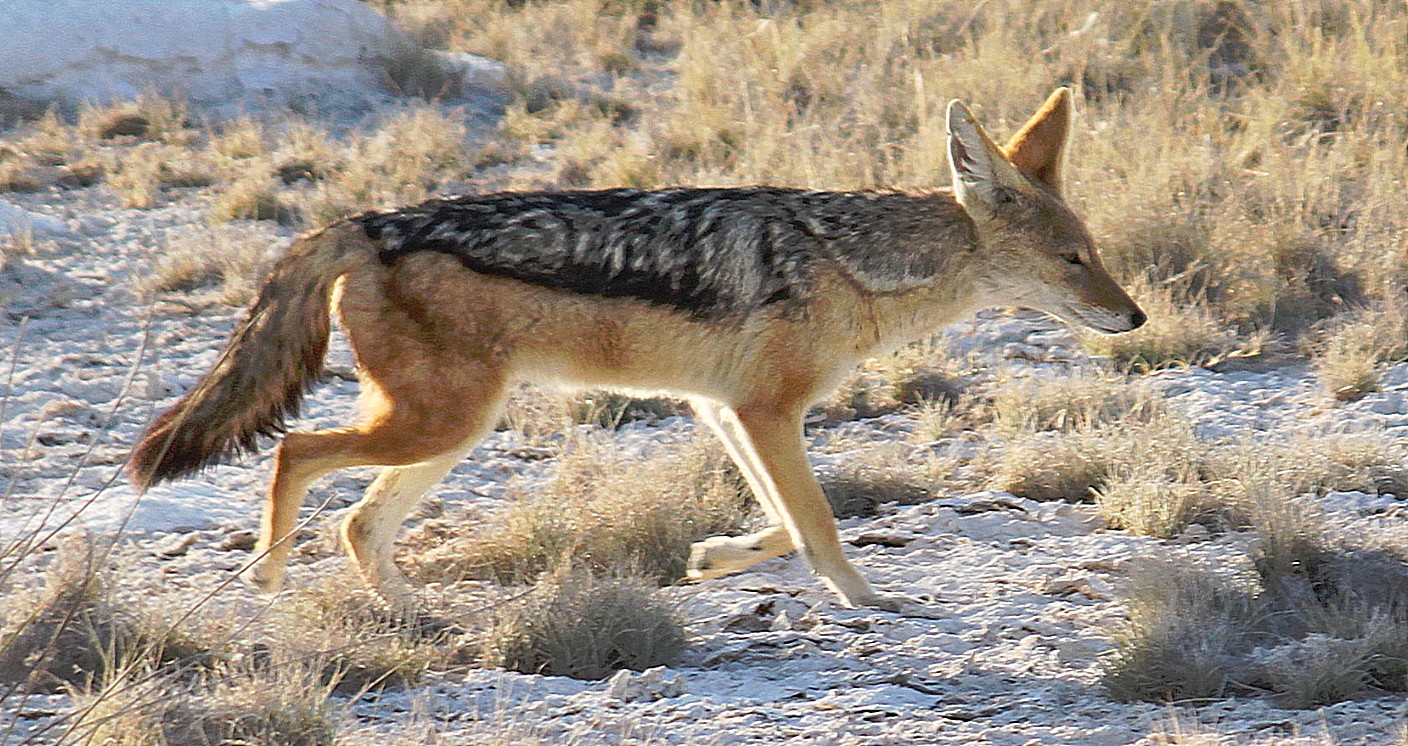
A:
946,88,1145,334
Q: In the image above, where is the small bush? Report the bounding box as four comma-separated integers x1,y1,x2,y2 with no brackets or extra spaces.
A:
0,540,216,694
106,145,163,209
0,540,136,693
79,95,190,144
821,446,938,518
210,116,268,161
480,566,684,680
208,170,285,224
911,395,972,442
270,579,437,694
991,431,1115,503
1094,465,1217,539
1104,560,1260,702
1307,304,1408,400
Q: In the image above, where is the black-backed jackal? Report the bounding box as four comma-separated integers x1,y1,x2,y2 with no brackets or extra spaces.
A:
130,88,1144,612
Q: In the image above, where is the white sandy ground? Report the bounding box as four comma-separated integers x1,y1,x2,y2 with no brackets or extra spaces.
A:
1,180,1407,746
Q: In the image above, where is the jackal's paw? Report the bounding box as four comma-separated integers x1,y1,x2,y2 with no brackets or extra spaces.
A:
372,581,421,621
687,535,767,581
847,592,944,617
247,560,285,595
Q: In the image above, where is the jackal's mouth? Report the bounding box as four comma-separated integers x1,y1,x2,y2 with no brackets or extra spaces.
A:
1060,304,1143,334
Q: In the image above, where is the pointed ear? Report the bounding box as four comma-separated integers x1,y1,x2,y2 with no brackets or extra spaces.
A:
947,99,1025,213
1003,87,1073,192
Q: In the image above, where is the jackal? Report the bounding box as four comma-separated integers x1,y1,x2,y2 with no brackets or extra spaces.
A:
130,88,1144,611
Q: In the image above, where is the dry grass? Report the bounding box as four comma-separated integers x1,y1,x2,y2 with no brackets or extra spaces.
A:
137,224,278,306
409,436,754,585
78,657,338,746
1307,303,1408,400
105,145,164,209
0,225,35,273
1103,559,1260,702
78,95,192,144
990,406,1204,505
990,372,1165,436
210,116,269,161
479,565,685,680
267,578,438,694
1107,537,1408,708
0,540,134,693
1094,465,1219,540
208,168,286,224
821,444,942,519
298,105,471,226
1106,441,1408,707
1210,429,1408,501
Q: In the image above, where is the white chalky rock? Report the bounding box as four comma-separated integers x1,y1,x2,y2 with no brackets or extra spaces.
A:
605,666,686,702
0,199,67,238
0,0,504,115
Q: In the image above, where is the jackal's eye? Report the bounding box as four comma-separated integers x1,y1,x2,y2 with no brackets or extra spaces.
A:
1061,253,1084,267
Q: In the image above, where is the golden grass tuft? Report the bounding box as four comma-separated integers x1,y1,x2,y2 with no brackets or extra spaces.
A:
821,444,942,519
208,168,286,224
79,95,191,144
1307,303,1408,401
268,578,438,694
298,105,470,227
408,435,754,586
991,406,1204,506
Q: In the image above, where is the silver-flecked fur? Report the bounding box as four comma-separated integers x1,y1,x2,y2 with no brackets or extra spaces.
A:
358,187,977,320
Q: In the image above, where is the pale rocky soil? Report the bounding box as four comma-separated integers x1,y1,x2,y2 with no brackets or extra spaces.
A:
2,171,1408,745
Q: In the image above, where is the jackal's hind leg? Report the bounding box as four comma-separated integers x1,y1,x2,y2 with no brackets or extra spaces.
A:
339,449,474,613
686,400,796,581
249,379,503,602
687,525,793,580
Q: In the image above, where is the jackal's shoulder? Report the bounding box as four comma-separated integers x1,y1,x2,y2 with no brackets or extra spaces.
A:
355,187,973,319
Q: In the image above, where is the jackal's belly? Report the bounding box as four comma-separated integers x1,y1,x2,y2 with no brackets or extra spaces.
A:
510,310,759,401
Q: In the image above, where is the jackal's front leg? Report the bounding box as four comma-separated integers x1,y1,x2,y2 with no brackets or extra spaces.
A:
723,403,895,610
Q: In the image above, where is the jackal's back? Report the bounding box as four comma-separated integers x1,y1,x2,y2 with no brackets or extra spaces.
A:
357,187,974,320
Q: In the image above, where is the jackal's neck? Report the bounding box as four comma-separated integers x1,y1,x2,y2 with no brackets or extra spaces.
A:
829,190,986,355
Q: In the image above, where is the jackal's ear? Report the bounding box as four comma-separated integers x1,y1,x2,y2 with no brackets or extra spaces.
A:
946,100,1026,214
1003,87,1072,193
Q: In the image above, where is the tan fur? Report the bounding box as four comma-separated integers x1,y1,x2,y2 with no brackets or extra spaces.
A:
132,88,1144,612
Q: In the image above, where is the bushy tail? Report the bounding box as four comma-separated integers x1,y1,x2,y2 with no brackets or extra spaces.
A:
129,222,371,491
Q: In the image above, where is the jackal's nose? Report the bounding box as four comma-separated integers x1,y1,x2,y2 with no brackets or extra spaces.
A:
1129,309,1148,330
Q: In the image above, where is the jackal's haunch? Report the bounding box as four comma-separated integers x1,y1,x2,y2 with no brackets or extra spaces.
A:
130,88,1144,612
